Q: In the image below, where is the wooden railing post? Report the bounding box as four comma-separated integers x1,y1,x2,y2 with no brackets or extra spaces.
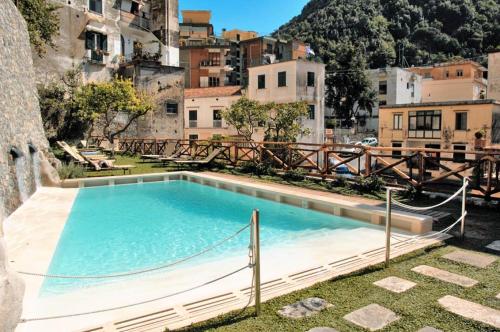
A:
365,150,371,176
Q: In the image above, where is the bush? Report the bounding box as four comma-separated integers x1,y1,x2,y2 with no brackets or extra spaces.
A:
282,168,308,182
58,163,85,180
351,175,384,193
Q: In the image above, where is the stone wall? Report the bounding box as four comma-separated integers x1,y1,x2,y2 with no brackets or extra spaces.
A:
0,1,58,330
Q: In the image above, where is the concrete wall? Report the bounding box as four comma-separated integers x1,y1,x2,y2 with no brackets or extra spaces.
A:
421,78,486,103
247,60,325,144
488,51,500,101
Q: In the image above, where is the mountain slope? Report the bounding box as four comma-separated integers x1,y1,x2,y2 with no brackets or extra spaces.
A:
274,0,500,68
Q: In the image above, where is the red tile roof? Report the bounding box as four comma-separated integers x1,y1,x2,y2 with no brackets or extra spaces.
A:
185,86,243,98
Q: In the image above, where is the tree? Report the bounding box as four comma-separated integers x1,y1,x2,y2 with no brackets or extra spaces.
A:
221,97,268,142
38,67,89,143
265,101,310,142
76,79,154,155
325,41,377,124
15,0,60,56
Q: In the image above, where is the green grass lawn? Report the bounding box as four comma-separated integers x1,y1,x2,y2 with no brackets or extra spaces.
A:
176,245,499,332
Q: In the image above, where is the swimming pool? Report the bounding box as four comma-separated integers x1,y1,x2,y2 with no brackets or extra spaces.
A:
42,180,378,295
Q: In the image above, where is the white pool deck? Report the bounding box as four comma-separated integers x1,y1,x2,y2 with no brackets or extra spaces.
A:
3,172,447,332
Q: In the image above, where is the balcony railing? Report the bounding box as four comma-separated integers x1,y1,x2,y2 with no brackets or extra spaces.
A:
213,120,222,128
120,11,150,30
189,120,198,128
200,59,221,67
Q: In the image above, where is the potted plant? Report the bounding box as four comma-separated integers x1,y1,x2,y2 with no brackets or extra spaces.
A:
474,129,486,149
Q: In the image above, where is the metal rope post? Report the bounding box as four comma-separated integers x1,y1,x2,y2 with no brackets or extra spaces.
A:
252,209,261,316
460,177,468,240
385,188,392,268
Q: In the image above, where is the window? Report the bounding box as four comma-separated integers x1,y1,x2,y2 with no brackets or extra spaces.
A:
425,144,441,170
266,43,273,54
236,34,241,41
130,0,139,14
455,112,467,131
392,142,402,159
189,110,197,128
424,72,432,79
208,76,220,87
407,82,410,89
278,71,287,87
445,71,450,78
213,110,222,128
89,0,103,14
393,113,403,130
307,72,315,87
457,69,464,77
165,103,178,115
453,145,466,163
379,100,387,106
379,81,387,95
308,105,315,120
189,134,199,141
408,110,442,139
85,31,107,62
258,74,266,89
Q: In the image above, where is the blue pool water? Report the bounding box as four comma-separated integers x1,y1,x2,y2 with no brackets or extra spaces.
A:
42,180,374,295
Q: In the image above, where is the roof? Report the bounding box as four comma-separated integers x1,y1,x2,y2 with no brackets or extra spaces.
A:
410,60,487,72
185,86,243,99
380,99,500,109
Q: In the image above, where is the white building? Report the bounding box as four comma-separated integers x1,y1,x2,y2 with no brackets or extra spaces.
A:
247,60,326,144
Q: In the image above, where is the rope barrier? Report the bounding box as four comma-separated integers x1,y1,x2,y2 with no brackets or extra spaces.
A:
391,212,467,244
18,222,251,279
392,180,468,212
20,264,251,323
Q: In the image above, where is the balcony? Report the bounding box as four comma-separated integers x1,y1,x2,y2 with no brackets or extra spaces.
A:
120,11,150,30
200,59,221,67
213,120,222,128
189,120,198,128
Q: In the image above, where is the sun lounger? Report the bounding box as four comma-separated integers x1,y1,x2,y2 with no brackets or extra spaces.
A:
174,148,224,166
87,159,136,174
56,141,88,165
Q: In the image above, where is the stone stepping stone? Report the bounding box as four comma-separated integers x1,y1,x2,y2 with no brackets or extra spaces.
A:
373,276,416,293
411,265,478,287
307,328,339,332
343,303,400,331
442,250,497,268
278,297,332,319
417,327,442,332
486,240,500,252
438,295,500,329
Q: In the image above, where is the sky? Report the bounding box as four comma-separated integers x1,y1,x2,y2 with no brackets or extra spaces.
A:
179,0,310,36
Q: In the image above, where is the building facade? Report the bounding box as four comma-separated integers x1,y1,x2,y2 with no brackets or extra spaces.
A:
408,60,487,103
378,100,500,157
33,0,183,139
488,51,500,101
350,67,422,133
183,86,243,140
222,29,258,42
240,37,308,86
247,60,326,144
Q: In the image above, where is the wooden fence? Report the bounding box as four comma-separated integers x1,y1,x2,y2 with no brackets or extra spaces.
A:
90,137,500,200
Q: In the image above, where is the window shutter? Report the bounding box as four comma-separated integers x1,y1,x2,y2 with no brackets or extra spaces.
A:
102,35,108,51
85,31,95,50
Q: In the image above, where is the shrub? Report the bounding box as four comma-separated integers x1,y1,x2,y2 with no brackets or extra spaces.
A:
282,168,308,182
238,162,276,176
351,175,384,193
58,163,85,180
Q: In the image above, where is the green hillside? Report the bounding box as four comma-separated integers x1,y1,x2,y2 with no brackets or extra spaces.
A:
275,0,500,68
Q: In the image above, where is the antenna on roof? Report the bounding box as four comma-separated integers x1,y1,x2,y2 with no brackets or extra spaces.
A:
398,44,409,68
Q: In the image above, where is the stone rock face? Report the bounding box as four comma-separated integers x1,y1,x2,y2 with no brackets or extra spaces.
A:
0,1,59,330
278,297,332,319
0,0,59,216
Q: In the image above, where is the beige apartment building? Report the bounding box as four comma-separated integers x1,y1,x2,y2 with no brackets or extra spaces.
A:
247,59,326,144
408,60,488,103
379,100,500,162
222,29,258,42
184,86,243,140
488,51,500,101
